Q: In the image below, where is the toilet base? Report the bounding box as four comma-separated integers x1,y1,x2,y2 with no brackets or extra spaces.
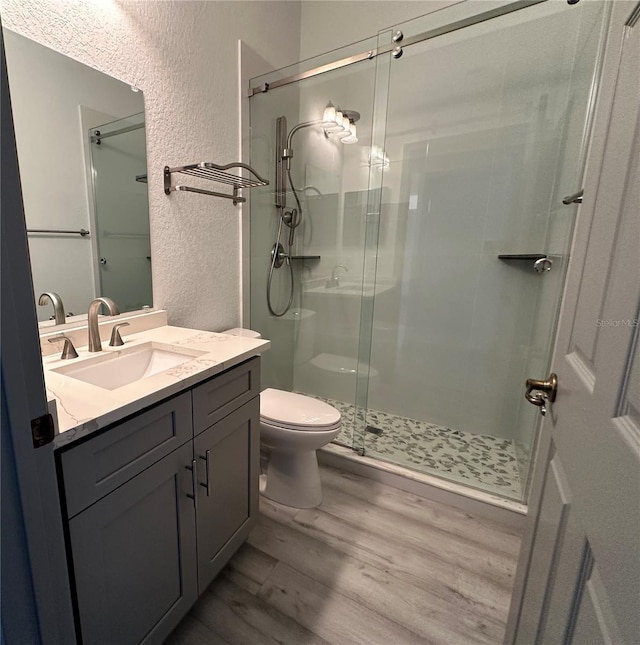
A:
261,448,323,508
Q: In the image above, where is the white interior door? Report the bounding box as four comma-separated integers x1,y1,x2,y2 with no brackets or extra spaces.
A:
507,3,640,643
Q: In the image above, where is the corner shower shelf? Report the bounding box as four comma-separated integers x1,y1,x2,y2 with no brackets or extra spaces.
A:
498,254,547,261
163,162,269,205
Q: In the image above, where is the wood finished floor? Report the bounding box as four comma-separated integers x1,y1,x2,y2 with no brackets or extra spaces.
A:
165,464,522,645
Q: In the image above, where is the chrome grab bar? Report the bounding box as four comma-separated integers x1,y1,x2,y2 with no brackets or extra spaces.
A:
27,228,90,236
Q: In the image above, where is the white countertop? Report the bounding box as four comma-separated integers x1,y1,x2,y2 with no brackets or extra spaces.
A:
43,325,269,449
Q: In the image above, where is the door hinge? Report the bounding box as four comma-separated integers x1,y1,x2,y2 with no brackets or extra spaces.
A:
31,413,55,448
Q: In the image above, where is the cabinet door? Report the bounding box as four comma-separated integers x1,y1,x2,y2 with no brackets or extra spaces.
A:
194,397,260,593
69,442,197,645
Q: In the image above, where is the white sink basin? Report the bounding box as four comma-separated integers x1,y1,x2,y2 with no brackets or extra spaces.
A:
304,281,394,298
53,342,206,390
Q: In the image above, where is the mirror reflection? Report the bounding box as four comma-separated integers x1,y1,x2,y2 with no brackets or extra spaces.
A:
4,29,152,324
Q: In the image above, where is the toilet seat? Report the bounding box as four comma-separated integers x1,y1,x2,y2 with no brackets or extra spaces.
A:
260,417,342,433
260,388,341,432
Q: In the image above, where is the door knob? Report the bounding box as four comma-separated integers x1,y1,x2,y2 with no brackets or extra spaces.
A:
525,373,558,416
534,257,553,273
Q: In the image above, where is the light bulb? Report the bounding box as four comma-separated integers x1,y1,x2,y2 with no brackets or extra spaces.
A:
341,123,358,144
336,116,352,138
326,111,344,133
322,104,336,125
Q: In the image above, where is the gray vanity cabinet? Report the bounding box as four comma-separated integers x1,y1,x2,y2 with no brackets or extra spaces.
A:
58,357,261,645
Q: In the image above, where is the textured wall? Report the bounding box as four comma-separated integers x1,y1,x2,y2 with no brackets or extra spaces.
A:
3,0,301,331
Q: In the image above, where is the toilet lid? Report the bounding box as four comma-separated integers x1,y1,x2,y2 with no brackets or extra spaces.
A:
260,388,341,429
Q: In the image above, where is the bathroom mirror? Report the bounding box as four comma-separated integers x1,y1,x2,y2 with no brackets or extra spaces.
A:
3,29,152,324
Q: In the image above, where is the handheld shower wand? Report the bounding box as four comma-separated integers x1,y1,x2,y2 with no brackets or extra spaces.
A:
266,107,359,317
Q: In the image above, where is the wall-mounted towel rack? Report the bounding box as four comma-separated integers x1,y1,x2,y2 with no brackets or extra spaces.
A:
164,162,268,205
27,228,90,237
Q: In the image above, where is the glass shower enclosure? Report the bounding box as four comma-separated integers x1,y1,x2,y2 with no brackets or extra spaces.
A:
248,0,610,503
89,112,152,311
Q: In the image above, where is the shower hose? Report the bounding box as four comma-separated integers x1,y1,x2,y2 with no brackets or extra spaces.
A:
266,167,303,317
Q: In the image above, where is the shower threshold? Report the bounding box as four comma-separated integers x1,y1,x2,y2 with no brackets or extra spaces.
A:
305,394,523,501
319,442,526,525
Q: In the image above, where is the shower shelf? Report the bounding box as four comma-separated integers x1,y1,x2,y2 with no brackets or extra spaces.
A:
498,254,547,261
163,162,268,205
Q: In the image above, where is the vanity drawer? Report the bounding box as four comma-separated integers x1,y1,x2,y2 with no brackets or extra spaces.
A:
60,392,193,518
192,358,260,435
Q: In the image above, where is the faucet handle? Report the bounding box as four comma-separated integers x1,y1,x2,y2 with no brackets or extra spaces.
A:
48,334,78,359
109,322,130,347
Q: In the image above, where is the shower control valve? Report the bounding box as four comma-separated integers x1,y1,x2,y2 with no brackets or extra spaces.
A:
271,242,288,269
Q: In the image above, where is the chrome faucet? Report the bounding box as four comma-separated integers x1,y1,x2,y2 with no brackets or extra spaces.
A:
38,292,65,324
326,265,348,288
87,297,120,352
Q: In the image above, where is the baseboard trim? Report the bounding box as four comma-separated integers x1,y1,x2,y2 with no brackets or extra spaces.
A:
319,444,527,531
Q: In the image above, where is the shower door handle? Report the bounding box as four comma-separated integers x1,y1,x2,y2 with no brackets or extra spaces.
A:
525,373,558,416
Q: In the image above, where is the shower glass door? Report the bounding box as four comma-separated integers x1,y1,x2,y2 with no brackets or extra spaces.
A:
356,0,610,501
249,38,380,445
91,112,152,312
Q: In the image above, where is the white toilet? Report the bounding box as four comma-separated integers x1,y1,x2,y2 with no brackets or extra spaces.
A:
260,388,341,508
223,328,342,509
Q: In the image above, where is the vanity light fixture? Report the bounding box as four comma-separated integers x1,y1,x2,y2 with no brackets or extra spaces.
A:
321,102,359,144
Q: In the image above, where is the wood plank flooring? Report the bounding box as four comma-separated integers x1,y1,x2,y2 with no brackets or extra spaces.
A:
165,464,522,645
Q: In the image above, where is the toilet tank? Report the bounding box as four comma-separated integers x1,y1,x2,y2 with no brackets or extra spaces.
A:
222,328,262,339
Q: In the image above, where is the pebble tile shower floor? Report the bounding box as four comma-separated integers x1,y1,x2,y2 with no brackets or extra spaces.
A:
307,395,522,499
